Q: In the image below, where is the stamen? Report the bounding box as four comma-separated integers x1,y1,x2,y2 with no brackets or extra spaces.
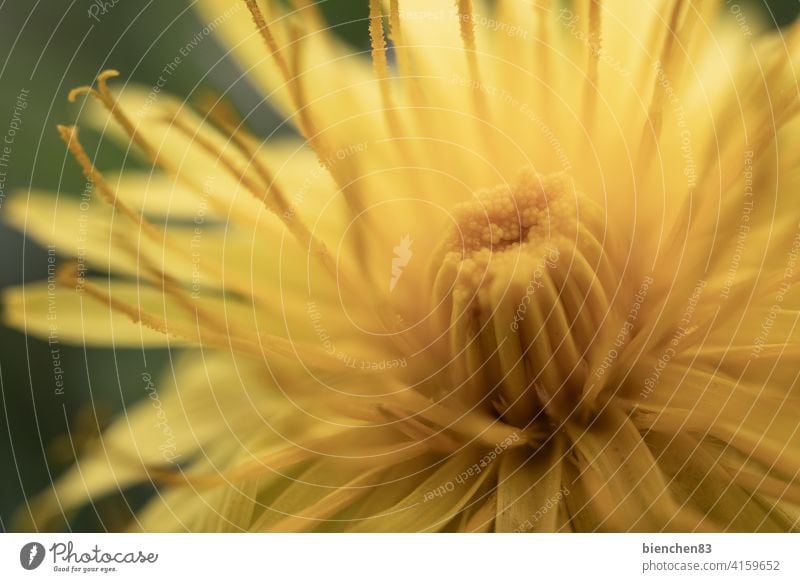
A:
57,125,167,249
723,466,800,504
57,123,252,302
240,13,377,277
638,0,690,168
170,109,290,214
381,411,463,453
152,436,413,488
269,467,385,531
212,127,280,197
57,262,339,368
583,0,602,124
389,0,411,77
433,172,612,428
524,0,553,135
119,239,239,337
163,114,346,289
456,0,478,66
283,19,324,146
657,0,690,79
149,439,322,488
456,0,492,125
632,403,800,480
385,390,531,449
369,0,403,136
197,93,307,232
246,4,371,229
188,96,405,342
280,19,376,256
287,0,323,29
533,0,552,84
283,24,407,330
244,0,319,144
56,262,194,345
165,110,406,342
660,26,800,272
69,70,168,175
369,0,391,93
243,0,294,93
385,0,430,170
69,71,233,227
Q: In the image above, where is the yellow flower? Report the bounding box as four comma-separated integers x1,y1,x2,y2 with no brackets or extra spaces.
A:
5,0,800,532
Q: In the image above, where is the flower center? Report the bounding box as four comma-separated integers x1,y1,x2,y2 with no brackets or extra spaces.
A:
433,171,612,430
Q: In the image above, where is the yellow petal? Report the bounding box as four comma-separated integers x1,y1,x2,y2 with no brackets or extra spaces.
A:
3,281,176,347
646,431,796,531
565,404,710,531
495,437,565,532
347,450,495,532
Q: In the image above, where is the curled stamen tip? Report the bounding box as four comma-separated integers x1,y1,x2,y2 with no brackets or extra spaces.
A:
68,70,120,103
97,69,121,82
67,86,94,103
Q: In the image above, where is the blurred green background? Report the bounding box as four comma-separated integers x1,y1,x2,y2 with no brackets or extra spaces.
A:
0,0,797,532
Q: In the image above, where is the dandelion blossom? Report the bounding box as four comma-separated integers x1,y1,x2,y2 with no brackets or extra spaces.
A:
6,0,800,532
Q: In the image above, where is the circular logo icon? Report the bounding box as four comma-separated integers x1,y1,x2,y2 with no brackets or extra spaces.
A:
19,542,46,570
